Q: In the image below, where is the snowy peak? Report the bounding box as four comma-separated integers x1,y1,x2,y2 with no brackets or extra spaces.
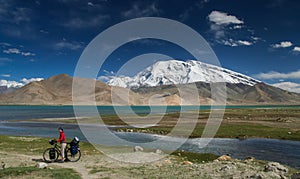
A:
107,60,260,88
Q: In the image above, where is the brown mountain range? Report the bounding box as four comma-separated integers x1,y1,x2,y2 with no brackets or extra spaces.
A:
0,74,299,105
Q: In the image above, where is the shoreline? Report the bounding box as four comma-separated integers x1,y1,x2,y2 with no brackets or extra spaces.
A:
1,104,300,107
0,134,299,178
7,106,299,141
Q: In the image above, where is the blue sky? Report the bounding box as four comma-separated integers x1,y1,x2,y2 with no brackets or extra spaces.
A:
0,0,300,92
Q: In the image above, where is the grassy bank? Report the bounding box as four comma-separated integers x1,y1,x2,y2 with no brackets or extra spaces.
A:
0,135,101,156
0,135,98,178
0,135,299,178
112,108,300,140
0,166,81,179
23,108,300,140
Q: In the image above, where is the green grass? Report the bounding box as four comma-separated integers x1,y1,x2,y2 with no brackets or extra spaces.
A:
89,166,112,174
114,122,300,141
111,108,300,141
171,151,218,163
0,135,101,156
0,166,81,179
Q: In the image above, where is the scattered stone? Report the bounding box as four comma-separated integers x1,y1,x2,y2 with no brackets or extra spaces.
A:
1,161,5,169
236,135,248,140
216,154,231,161
253,172,282,179
164,159,172,164
155,149,163,154
182,161,193,165
253,173,265,179
36,162,48,169
264,162,288,174
219,164,236,171
133,146,144,152
291,172,300,179
244,156,255,162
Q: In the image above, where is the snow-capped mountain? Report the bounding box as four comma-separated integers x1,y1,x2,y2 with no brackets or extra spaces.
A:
107,60,260,88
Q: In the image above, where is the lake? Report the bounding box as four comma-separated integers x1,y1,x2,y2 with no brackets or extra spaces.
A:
1,105,300,121
1,105,300,169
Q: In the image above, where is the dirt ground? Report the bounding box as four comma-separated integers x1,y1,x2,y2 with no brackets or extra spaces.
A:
1,149,298,179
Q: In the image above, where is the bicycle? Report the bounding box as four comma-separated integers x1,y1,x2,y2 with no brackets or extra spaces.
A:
43,138,81,163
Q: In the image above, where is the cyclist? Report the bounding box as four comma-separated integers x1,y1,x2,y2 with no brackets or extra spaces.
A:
57,127,66,162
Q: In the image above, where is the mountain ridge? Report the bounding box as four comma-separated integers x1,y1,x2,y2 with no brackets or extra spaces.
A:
0,74,299,105
107,60,260,88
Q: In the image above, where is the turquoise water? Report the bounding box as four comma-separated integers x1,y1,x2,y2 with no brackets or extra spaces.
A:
1,105,299,121
1,105,300,169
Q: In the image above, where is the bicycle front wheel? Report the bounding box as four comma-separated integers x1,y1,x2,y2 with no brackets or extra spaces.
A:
66,148,81,162
43,148,59,163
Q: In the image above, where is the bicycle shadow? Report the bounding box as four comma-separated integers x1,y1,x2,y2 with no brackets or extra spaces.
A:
32,158,44,162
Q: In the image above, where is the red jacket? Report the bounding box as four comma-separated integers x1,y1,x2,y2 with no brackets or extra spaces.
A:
57,131,66,143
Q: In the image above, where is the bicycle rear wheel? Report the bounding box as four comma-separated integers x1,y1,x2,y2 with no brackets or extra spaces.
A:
66,148,81,162
43,148,59,163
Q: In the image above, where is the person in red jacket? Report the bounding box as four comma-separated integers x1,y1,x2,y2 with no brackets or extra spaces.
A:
57,127,67,162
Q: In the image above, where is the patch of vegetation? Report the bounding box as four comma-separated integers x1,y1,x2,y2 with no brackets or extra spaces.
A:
0,135,101,156
0,166,81,179
89,166,112,174
171,150,218,163
113,108,300,141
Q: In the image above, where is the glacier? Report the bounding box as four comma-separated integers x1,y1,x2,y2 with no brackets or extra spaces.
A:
107,60,260,88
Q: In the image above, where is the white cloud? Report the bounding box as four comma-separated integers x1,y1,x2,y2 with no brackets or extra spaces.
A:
3,48,35,56
0,77,44,88
98,70,115,82
206,10,258,44
39,29,49,34
272,82,300,93
54,39,83,50
87,2,94,6
122,2,161,19
0,74,10,77
0,79,23,88
3,48,20,54
293,46,300,52
0,1,32,24
97,76,113,82
237,40,252,46
221,39,253,47
21,52,35,56
233,25,242,29
21,78,44,84
271,41,293,48
208,11,243,25
255,70,300,80
0,42,11,47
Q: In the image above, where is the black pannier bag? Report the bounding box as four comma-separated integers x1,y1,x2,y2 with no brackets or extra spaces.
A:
49,148,56,159
70,137,79,155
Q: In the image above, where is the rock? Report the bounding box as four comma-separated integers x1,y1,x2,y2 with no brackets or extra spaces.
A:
155,149,163,154
36,162,48,169
133,146,143,152
164,159,172,164
244,156,255,162
1,162,5,169
264,162,288,174
182,161,193,165
253,172,282,179
216,154,231,161
291,172,300,179
219,164,236,171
